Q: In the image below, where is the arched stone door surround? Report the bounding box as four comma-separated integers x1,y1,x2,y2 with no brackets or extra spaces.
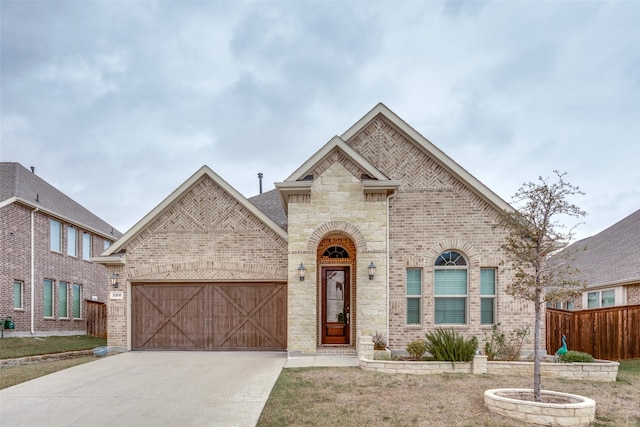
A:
316,234,357,347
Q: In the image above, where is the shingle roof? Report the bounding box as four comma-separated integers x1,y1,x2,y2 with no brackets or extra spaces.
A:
248,189,288,231
0,162,122,239
563,209,640,287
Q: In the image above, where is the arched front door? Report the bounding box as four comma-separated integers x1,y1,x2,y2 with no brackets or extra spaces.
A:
317,236,356,346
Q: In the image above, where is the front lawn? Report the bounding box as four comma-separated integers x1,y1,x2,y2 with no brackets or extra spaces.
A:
258,360,640,427
0,335,106,359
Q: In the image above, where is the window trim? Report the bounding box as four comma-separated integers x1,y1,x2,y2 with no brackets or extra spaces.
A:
13,280,24,310
67,226,78,257
72,284,82,319
59,281,69,318
50,219,62,252
480,268,497,325
82,232,92,260
406,268,422,325
584,287,625,309
434,251,468,325
43,279,54,318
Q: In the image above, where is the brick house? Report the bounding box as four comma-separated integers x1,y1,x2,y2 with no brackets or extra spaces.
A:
1,162,122,336
96,104,537,354
553,209,640,311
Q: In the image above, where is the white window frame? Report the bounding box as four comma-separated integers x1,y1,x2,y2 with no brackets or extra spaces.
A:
82,232,92,260
50,219,62,252
59,281,69,318
43,279,54,318
434,251,468,325
13,280,24,310
67,226,77,257
480,268,497,325
72,284,82,319
583,287,626,309
406,268,422,325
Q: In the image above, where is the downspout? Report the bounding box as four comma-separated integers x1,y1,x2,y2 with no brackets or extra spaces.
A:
30,207,39,334
385,190,397,345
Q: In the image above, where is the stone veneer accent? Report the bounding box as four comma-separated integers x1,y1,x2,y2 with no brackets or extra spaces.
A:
287,163,388,353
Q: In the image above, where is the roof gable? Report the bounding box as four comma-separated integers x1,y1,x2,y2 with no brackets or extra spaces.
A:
342,103,512,213
0,162,121,239
102,165,288,256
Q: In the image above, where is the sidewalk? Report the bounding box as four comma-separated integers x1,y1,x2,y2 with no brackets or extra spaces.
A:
284,354,359,368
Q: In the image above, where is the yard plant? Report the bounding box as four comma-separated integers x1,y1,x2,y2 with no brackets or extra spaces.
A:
498,171,586,401
560,350,595,363
424,329,478,362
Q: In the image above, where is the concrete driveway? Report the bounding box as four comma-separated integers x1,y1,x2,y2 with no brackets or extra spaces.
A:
0,351,286,427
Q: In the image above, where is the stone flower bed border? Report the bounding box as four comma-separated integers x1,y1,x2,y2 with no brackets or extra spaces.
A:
358,339,619,382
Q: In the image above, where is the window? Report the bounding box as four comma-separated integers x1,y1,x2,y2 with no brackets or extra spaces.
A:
82,232,92,260
322,246,349,258
43,279,54,318
434,251,467,324
586,288,620,309
406,269,422,324
67,226,77,257
72,284,82,318
13,281,23,309
103,240,111,251
59,282,68,318
480,268,496,324
50,219,61,252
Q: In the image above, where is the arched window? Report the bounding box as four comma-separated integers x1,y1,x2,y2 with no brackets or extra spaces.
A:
434,250,467,324
323,246,349,258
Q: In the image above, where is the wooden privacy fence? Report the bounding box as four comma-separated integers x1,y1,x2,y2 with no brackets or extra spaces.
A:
85,300,107,339
546,304,640,361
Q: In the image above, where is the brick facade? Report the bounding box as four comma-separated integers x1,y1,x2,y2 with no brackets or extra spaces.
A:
104,174,288,349
1,203,113,335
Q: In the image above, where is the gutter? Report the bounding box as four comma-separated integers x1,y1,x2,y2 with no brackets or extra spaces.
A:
30,207,39,334
386,189,397,344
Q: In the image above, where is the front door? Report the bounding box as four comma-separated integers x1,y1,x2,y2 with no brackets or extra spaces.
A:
321,266,350,345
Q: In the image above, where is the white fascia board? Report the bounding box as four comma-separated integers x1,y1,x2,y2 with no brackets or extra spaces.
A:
362,180,402,193
274,181,312,214
342,103,514,213
5,197,119,241
104,165,288,255
285,136,389,183
91,255,126,265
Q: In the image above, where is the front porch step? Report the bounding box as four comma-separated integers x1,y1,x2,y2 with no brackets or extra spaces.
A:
316,347,357,356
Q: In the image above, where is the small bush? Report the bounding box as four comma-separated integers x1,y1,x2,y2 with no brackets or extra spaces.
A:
483,323,529,361
372,331,387,350
425,329,478,362
560,351,595,363
406,339,428,359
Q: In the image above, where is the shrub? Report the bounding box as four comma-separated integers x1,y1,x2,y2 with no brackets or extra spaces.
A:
560,350,595,363
483,323,529,361
425,329,478,362
371,331,387,350
406,339,428,359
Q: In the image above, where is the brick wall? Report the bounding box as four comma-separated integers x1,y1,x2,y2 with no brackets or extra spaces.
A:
1,203,112,335
106,174,288,349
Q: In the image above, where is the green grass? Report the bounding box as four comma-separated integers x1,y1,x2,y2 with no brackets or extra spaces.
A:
0,335,106,359
0,356,97,389
619,358,640,375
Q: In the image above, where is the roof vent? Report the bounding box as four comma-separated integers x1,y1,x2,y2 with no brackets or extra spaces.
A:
30,166,35,174
258,172,263,194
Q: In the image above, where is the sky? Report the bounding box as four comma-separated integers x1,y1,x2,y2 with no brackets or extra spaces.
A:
2,0,639,242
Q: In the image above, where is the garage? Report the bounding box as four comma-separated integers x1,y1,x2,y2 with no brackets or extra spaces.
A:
132,283,287,351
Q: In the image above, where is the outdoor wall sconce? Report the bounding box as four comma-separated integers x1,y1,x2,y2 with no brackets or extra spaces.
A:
298,263,306,281
110,273,120,288
368,262,376,280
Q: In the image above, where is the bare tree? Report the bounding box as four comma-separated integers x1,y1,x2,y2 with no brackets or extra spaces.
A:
499,171,586,402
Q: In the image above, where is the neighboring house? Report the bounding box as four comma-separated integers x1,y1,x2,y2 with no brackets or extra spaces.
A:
0,162,122,336
96,104,537,354
555,209,640,311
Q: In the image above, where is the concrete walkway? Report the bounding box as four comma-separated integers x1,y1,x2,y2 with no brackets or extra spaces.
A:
284,354,359,368
0,351,287,427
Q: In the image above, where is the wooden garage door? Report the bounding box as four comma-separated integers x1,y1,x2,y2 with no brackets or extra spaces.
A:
132,283,286,351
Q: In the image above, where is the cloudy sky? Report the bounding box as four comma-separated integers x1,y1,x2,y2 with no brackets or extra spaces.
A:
2,1,639,241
